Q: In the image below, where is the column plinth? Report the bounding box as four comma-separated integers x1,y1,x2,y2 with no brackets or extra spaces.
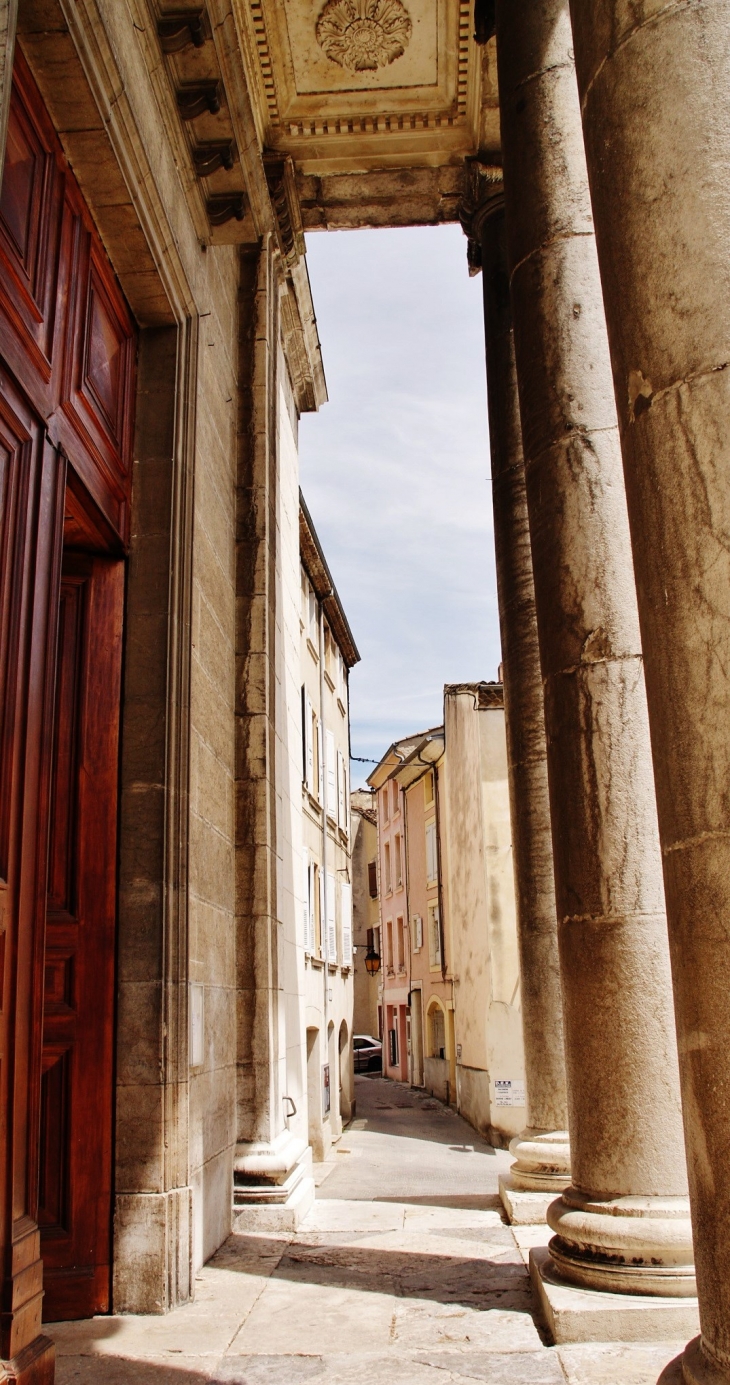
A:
465,178,571,1226
495,0,694,1308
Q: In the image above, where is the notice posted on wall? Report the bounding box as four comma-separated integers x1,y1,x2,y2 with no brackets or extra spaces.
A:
494,1079,526,1107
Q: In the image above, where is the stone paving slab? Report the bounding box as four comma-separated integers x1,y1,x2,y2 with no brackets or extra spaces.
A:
50,1079,693,1385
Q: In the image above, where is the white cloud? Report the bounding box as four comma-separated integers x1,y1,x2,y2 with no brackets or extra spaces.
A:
298,223,501,784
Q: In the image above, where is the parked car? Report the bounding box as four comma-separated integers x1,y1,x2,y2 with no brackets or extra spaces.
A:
353,1034,382,1072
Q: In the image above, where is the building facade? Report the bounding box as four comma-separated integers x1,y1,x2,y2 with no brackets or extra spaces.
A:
350,788,380,1044
1,2,730,1381
299,494,358,1161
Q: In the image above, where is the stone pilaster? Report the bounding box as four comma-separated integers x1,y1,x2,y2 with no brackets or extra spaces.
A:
465,173,570,1223
567,2,730,1376
495,0,694,1305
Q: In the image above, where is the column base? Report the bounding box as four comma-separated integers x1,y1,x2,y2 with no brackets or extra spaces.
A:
547,1186,696,1297
0,1335,55,1384
530,1246,699,1345
233,1130,315,1233
663,1337,730,1385
499,1173,562,1225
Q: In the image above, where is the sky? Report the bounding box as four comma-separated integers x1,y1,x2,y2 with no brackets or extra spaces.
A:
298,223,501,787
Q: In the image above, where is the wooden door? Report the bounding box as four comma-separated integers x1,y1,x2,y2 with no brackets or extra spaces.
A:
0,46,135,1345
39,552,123,1320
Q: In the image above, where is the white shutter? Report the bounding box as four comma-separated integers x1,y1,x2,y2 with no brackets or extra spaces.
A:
317,718,324,803
426,822,437,882
413,915,423,951
341,882,352,965
302,849,310,952
318,867,325,957
326,730,336,818
337,750,345,826
327,871,336,963
305,694,314,791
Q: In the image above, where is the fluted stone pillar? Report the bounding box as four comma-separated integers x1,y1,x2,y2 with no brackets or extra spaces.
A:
467,175,570,1223
495,0,695,1311
567,3,730,1377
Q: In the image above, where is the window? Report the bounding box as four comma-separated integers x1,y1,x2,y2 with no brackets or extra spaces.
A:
302,848,311,952
325,728,336,817
382,787,389,824
308,586,317,643
340,882,352,965
368,861,378,899
385,919,394,974
425,820,438,884
326,871,336,962
429,1005,446,1059
384,842,392,895
396,916,405,972
301,687,313,788
337,749,347,830
424,772,434,806
428,903,442,966
392,780,399,816
394,833,403,888
412,915,423,951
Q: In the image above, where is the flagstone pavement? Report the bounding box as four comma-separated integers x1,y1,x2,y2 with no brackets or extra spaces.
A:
48,1077,686,1383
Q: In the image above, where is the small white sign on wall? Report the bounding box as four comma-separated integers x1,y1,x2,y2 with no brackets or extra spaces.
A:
190,984,204,1068
494,1079,525,1107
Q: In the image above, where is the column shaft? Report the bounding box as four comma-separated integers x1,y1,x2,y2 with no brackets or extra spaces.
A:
496,0,692,1296
568,0,730,1373
476,189,570,1200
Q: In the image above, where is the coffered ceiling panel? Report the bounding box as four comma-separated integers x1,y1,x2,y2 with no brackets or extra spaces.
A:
237,0,487,176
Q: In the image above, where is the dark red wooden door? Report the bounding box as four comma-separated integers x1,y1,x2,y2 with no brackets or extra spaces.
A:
0,45,135,1348
40,553,124,1320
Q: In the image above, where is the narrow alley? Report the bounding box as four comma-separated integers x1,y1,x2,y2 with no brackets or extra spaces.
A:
51,1079,685,1384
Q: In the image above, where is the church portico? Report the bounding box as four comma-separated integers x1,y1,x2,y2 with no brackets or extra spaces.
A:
0,0,728,1379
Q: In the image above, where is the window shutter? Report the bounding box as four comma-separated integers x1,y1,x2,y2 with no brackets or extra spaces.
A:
326,730,336,816
302,849,310,952
301,686,307,783
305,694,314,791
368,861,378,898
318,867,325,957
340,882,352,965
413,915,423,951
426,822,437,882
317,719,324,802
337,749,345,826
327,871,336,962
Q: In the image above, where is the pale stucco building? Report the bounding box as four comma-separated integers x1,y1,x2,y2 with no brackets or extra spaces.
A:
350,788,380,1044
299,493,359,1161
3,0,730,1378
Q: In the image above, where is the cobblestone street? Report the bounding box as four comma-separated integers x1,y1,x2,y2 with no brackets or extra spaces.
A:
50,1079,685,1383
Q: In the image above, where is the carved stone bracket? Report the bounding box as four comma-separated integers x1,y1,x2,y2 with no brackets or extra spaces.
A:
157,8,211,53
263,154,304,269
192,140,236,177
207,192,246,225
176,79,221,120
459,157,503,275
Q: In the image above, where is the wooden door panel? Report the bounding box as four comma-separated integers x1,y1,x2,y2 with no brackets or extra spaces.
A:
40,553,124,1321
0,370,65,1359
0,52,63,411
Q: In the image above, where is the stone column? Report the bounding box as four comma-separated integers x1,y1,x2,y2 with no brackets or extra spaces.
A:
466,172,570,1224
495,0,695,1307
567,3,730,1377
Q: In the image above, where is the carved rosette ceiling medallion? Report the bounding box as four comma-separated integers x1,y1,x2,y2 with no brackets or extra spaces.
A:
315,0,413,72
